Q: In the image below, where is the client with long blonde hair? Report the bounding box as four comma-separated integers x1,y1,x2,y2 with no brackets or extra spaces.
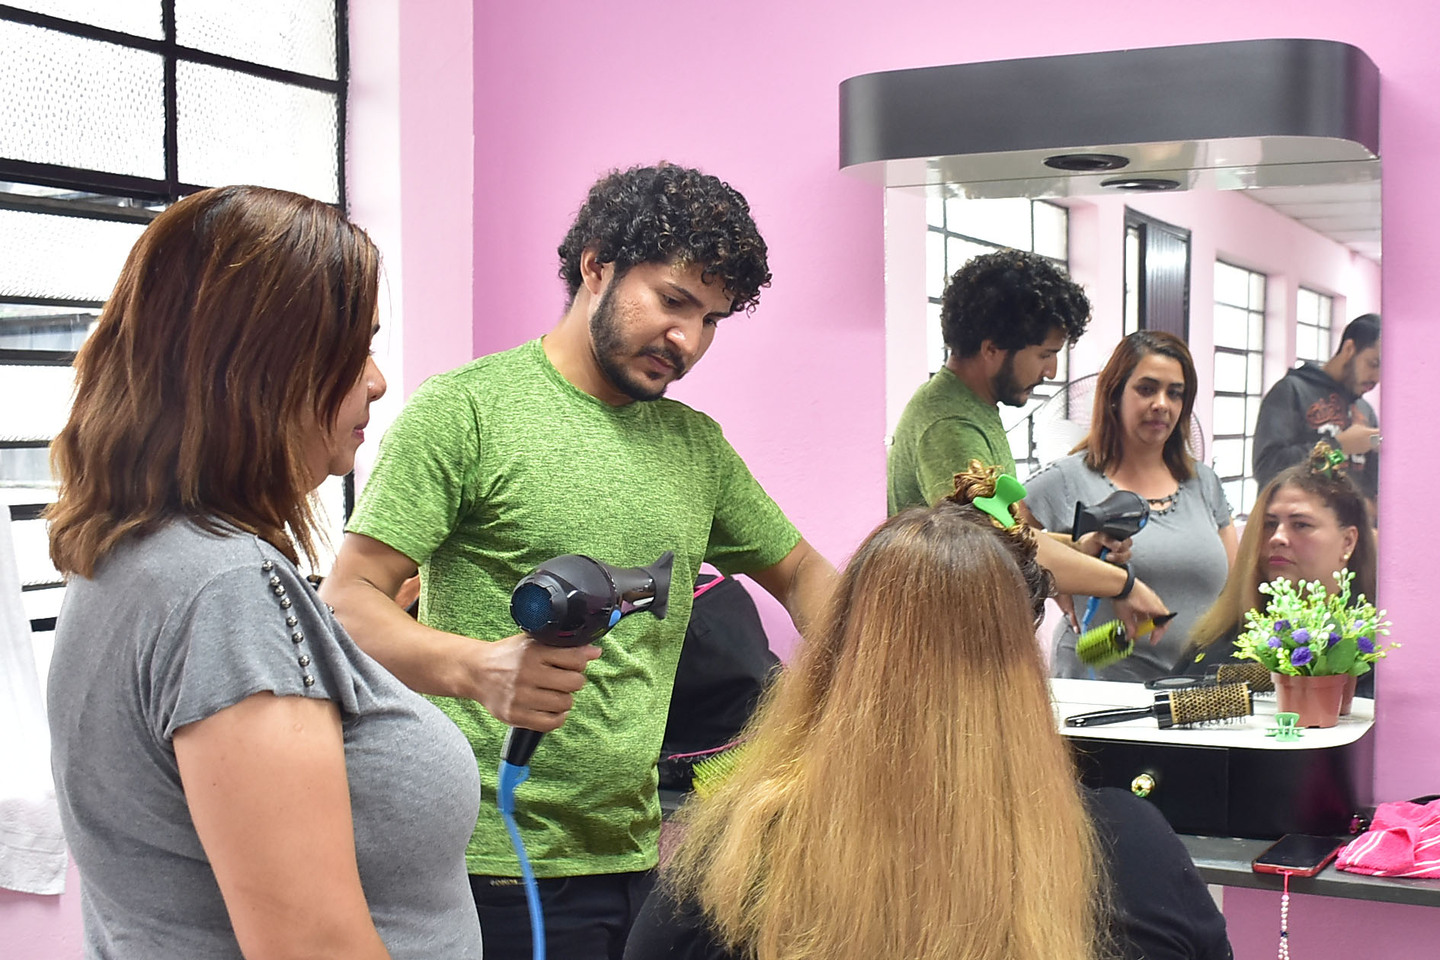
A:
624,477,1230,960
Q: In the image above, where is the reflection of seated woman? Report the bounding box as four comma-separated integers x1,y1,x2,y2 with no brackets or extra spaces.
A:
1024,332,1236,681
624,488,1231,960
1189,444,1376,691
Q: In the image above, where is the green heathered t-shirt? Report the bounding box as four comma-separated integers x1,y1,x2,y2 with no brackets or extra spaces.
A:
886,366,1015,514
348,339,801,878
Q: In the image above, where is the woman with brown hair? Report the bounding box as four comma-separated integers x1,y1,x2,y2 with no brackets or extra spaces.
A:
45,185,482,959
623,480,1230,960
1189,443,1376,672
1024,331,1237,681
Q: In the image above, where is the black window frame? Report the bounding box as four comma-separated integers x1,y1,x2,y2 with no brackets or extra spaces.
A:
1,1,350,635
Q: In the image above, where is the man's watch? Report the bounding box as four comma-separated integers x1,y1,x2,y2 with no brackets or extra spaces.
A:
1112,563,1136,601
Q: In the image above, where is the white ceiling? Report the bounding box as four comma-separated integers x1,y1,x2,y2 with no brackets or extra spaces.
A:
1243,180,1381,264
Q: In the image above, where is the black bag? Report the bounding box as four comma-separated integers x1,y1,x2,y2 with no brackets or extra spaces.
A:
658,574,779,790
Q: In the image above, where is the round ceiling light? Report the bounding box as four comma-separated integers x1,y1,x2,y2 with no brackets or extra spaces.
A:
1043,153,1130,172
1100,176,1182,191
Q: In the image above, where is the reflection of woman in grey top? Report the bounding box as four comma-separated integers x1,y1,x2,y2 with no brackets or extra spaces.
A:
1023,332,1236,681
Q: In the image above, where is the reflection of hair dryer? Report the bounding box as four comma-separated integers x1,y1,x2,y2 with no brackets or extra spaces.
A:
1072,490,1150,542
1071,492,1151,635
502,551,674,766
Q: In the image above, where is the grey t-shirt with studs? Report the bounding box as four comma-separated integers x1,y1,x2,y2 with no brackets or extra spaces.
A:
47,520,483,959
1024,453,1233,682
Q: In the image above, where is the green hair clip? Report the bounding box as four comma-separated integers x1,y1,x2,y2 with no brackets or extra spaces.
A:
972,474,1027,529
1318,447,1347,477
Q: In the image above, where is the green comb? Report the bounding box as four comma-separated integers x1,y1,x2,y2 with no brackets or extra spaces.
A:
972,474,1026,528
690,743,748,798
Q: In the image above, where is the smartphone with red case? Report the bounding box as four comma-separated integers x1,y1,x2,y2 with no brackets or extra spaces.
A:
1251,834,1345,877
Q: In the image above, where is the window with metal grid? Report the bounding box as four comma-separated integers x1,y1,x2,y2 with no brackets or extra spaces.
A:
1211,261,1268,517
1,1,349,653
1295,287,1335,364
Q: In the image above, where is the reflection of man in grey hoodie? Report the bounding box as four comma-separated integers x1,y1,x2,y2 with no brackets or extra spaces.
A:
1253,314,1381,504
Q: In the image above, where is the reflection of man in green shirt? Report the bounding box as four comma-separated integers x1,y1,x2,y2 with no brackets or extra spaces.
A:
888,249,1082,513
887,249,1171,631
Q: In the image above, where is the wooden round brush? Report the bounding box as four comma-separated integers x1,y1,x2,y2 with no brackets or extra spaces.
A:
1065,682,1254,728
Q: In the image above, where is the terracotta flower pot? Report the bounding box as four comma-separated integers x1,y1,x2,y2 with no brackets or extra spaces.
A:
1271,672,1349,728
1340,674,1358,716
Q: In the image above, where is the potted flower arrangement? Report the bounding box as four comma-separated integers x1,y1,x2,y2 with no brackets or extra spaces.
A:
1232,569,1395,727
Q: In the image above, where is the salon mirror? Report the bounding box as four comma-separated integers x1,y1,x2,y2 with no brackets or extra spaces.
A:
842,38,1383,674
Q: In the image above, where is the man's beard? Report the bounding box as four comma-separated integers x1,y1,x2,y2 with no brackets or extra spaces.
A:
993,352,1036,407
589,285,686,402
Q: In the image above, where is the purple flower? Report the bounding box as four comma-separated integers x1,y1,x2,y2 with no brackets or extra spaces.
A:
1358,636,1376,655
1267,635,1283,648
1293,628,1311,644
1291,647,1314,667
1329,632,1342,644
1275,619,1292,631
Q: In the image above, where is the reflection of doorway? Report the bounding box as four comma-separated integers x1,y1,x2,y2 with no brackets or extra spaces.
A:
1123,209,1192,340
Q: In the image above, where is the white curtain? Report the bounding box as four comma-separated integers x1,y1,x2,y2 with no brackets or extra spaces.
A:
0,509,66,895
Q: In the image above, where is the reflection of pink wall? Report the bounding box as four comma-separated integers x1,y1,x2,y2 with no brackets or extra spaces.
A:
1061,189,1385,443
466,1,1440,953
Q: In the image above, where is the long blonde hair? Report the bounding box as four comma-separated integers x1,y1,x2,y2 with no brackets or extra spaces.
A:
664,500,1104,960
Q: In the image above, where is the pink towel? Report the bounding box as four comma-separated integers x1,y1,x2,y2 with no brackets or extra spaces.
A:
1337,799,1440,878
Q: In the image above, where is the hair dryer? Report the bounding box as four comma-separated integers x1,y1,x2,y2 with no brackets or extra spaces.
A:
1071,491,1150,635
1071,490,1150,542
502,551,675,766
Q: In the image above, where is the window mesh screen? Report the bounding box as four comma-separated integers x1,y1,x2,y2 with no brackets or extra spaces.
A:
8,515,61,587
0,365,76,443
0,20,165,177
0,304,98,350
177,61,339,202
176,0,337,80
0,208,146,301
4,1,163,39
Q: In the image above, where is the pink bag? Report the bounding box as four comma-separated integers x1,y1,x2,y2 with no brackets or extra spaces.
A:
1337,798,1440,878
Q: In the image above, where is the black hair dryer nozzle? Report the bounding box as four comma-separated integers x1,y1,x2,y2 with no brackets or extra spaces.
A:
1071,490,1150,541
502,550,674,766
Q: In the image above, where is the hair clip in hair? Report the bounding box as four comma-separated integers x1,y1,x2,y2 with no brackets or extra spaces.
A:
972,474,1026,529
1316,446,1348,478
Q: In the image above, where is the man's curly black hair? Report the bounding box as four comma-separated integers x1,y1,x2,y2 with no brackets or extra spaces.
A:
940,249,1090,359
558,164,771,314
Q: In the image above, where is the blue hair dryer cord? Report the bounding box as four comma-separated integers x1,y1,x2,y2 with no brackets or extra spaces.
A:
1079,547,1111,680
497,760,545,960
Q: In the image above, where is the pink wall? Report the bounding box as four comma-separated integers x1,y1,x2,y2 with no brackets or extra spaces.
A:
9,2,1438,956
466,0,1440,952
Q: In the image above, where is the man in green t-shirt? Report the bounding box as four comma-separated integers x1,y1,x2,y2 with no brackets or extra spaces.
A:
887,249,1171,634
322,164,837,960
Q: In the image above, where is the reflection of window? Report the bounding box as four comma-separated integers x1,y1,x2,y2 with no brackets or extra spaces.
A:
1295,287,1334,363
1212,261,1267,516
1,3,347,665
1123,223,1141,335
925,197,1069,477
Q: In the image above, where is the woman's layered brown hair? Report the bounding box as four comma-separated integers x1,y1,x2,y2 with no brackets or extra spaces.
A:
1079,330,1199,482
665,496,1105,960
47,185,380,575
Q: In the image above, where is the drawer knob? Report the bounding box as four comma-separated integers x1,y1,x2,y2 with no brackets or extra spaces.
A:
1130,773,1157,798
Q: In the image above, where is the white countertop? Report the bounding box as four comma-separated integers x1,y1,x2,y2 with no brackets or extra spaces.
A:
1051,677,1374,749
